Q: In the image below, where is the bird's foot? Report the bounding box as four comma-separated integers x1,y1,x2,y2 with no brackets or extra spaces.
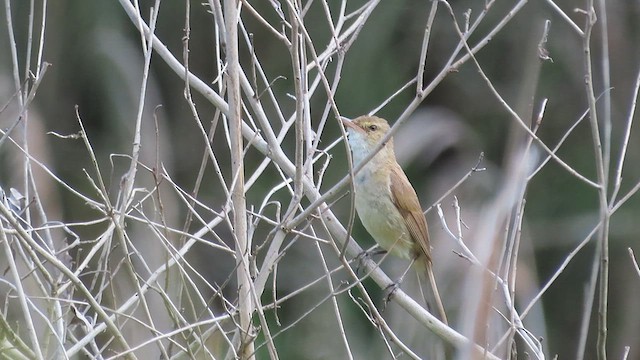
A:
382,283,398,310
382,272,408,310
382,281,401,311
354,247,386,275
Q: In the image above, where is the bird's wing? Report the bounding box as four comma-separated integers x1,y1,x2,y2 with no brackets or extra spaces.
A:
389,164,432,263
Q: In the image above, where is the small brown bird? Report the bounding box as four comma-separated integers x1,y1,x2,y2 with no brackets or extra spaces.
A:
342,115,448,324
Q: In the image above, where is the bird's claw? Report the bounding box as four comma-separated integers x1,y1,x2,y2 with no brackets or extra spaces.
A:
354,248,386,275
354,251,370,275
382,282,400,311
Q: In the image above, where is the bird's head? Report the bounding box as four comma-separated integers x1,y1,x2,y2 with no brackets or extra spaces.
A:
341,115,395,165
341,115,393,149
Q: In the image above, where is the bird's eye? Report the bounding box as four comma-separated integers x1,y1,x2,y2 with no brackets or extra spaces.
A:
368,124,378,131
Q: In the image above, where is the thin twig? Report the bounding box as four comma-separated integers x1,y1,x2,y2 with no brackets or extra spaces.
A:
628,248,640,280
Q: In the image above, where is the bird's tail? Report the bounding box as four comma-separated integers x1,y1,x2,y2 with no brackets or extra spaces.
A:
425,261,448,325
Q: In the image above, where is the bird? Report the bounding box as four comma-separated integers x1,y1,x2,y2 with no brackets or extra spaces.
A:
342,115,448,324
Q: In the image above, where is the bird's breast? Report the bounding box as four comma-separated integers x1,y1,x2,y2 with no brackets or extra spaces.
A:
353,171,414,260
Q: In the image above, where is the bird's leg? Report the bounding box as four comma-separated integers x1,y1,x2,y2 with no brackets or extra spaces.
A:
382,257,416,310
354,245,386,275
356,246,387,259
382,283,399,310
397,257,416,285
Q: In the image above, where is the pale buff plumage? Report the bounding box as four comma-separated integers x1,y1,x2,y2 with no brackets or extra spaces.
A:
342,115,448,324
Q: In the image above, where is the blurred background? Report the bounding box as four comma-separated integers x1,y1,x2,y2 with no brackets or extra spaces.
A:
1,0,640,359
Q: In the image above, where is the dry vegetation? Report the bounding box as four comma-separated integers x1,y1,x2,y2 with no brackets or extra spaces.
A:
1,0,640,359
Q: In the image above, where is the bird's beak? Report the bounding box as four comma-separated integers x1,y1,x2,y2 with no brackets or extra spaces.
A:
340,117,361,132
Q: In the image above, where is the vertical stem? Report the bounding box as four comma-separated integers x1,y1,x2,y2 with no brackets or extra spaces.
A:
576,241,601,360
224,0,254,358
597,0,611,179
0,226,43,359
416,0,438,93
583,2,609,359
289,1,304,214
